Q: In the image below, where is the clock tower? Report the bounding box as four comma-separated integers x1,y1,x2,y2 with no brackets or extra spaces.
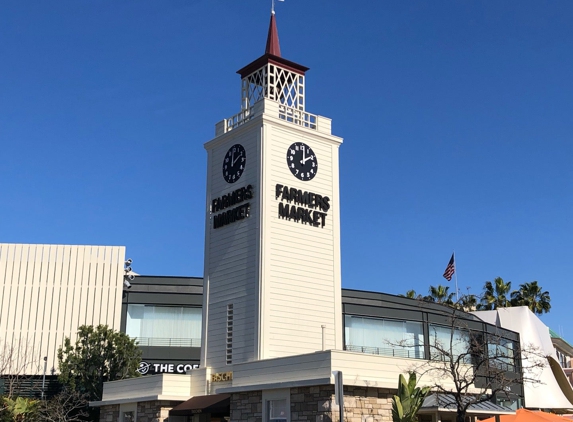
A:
201,12,343,372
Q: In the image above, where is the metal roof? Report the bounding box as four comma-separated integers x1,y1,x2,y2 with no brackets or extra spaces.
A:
419,393,515,415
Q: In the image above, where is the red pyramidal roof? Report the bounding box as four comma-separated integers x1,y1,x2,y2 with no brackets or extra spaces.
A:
265,13,281,57
237,13,308,78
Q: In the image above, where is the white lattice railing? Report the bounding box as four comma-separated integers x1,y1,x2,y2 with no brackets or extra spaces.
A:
226,108,252,131
278,104,317,130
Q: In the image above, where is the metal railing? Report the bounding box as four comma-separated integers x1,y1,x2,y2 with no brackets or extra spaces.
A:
278,104,317,130
135,337,201,348
345,344,424,360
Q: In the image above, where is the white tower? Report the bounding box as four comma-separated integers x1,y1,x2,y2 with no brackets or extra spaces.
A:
201,13,343,372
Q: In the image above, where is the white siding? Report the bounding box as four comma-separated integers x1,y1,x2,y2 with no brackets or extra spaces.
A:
203,124,262,368
260,110,343,359
101,374,192,401
0,244,124,375
214,350,469,393
203,99,343,369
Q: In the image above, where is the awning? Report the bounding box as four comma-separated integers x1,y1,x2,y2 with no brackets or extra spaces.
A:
480,408,573,422
418,393,515,416
169,393,231,416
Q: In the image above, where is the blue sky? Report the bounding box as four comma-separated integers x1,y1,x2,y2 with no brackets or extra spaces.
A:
2,1,572,338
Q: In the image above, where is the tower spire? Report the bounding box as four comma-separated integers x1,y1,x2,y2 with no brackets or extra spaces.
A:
265,12,281,57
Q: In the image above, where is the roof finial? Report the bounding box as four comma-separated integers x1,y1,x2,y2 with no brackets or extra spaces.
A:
265,5,281,56
271,0,284,15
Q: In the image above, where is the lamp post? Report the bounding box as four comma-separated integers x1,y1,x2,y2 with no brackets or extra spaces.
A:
41,356,47,400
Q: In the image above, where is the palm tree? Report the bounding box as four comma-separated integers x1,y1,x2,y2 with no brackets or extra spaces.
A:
428,285,455,305
459,294,478,312
477,277,512,310
511,281,551,315
399,290,421,299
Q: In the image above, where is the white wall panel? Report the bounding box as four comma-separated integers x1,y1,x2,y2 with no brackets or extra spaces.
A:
260,111,343,359
0,243,125,375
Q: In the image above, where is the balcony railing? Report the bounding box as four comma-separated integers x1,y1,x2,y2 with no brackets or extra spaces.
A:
278,104,317,130
345,344,424,360
135,337,201,348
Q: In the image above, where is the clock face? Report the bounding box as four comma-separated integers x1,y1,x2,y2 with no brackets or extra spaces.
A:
222,144,246,183
286,142,318,181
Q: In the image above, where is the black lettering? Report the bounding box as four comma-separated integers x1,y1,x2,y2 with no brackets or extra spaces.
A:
322,196,330,212
306,209,313,224
314,194,322,210
289,205,298,221
304,208,311,224
245,185,253,200
301,191,310,207
308,193,315,208
278,203,289,219
275,184,283,200
319,212,326,228
313,211,320,227
282,186,290,202
289,188,297,203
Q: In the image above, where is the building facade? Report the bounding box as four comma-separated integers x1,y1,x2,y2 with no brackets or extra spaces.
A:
0,243,125,379
94,12,530,422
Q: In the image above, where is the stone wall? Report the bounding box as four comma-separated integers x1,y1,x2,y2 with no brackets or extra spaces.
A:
290,385,393,422
136,400,183,422
100,404,119,422
231,390,263,422
229,385,394,422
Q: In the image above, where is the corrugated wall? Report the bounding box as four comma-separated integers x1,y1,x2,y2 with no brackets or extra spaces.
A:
0,243,125,375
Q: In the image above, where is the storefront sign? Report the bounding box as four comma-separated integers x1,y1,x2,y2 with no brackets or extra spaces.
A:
275,183,330,228
212,185,253,229
137,361,199,375
211,371,233,382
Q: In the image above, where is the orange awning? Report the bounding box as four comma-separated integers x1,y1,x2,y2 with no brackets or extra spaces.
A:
481,409,573,422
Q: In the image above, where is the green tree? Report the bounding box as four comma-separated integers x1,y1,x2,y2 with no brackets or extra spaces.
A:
399,290,420,299
1,397,39,422
391,372,430,422
458,294,477,312
57,325,142,402
427,285,455,305
477,277,512,310
511,281,551,315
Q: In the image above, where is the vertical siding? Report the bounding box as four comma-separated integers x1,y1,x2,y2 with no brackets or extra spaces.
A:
203,100,343,370
203,125,262,369
260,115,343,359
0,244,125,375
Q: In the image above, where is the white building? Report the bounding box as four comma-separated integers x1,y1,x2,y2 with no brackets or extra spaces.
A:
473,307,573,411
0,243,125,377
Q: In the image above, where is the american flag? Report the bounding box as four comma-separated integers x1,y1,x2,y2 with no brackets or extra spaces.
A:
443,253,455,281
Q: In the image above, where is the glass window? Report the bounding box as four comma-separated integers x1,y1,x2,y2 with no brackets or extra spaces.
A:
344,315,424,359
487,338,516,371
267,399,287,422
429,325,471,363
126,305,202,347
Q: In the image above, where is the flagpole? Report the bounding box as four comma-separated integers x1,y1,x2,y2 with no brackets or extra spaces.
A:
453,250,459,301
